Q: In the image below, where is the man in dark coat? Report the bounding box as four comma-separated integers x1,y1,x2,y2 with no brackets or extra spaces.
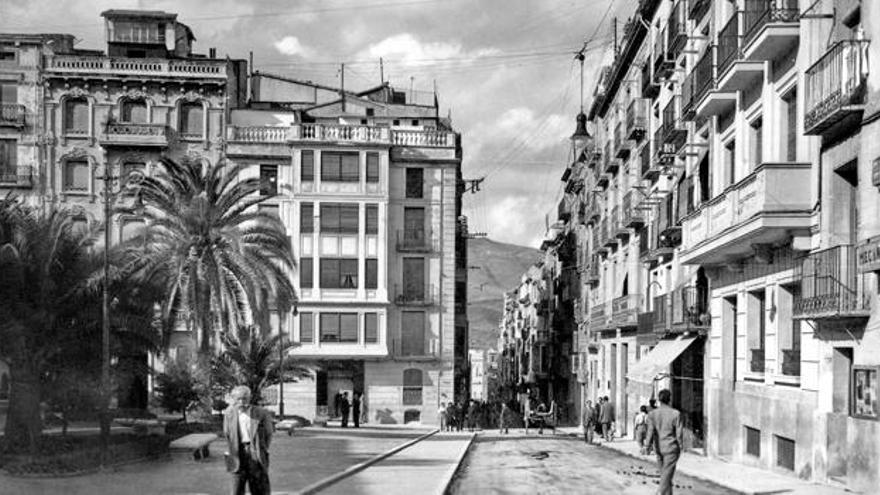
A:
339,392,350,428
223,385,274,495
352,392,361,428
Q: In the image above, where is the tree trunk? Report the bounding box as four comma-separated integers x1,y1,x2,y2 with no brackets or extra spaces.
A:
4,366,42,454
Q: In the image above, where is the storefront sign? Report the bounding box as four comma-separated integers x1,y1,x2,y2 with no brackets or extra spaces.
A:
858,237,880,273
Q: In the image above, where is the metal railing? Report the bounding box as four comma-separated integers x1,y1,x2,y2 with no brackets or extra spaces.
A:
612,294,642,327
393,284,439,306
396,229,436,252
0,165,33,186
717,12,742,79
672,285,710,328
804,40,870,134
794,244,870,318
0,103,25,126
47,55,227,79
667,0,688,59
626,98,648,140
622,191,644,228
743,0,800,48
694,46,715,105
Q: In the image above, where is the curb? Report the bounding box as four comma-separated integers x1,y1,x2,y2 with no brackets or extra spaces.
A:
438,432,477,495
295,428,439,495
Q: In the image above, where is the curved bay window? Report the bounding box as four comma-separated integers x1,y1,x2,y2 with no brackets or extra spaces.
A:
63,98,89,135
179,101,204,138
402,369,423,406
121,99,148,123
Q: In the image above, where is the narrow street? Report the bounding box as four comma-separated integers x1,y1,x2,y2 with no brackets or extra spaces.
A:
449,434,739,495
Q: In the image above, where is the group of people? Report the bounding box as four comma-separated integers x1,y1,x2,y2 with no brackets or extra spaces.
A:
582,389,683,495
439,398,498,431
332,390,365,428
580,396,617,443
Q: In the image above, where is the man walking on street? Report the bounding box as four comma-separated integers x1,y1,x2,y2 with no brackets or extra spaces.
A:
223,386,274,495
600,396,615,442
352,392,361,428
646,389,684,495
582,400,595,444
339,392,350,428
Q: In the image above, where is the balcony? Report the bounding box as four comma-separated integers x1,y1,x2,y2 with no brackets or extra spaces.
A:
641,61,660,99
394,284,439,307
640,140,660,182
391,339,439,361
602,217,617,248
585,254,601,285
603,142,620,175
396,229,437,252
586,195,601,226
804,40,870,138
716,10,764,93
0,103,25,127
590,303,609,331
292,123,391,144
46,55,228,80
657,96,687,157
681,162,812,265
614,122,630,159
667,1,688,61
688,0,711,21
694,46,738,119
626,98,648,141
671,285,710,331
622,191,645,228
592,227,607,255
612,294,642,328
742,0,800,61
558,197,572,223
794,244,871,319
654,27,675,81
227,125,289,143
99,123,168,146
0,165,33,187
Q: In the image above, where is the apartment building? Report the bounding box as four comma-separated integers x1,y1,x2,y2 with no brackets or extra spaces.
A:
226,77,466,425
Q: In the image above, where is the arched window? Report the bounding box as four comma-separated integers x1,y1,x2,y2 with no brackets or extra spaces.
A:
402,368,423,406
179,101,204,138
64,98,89,134
121,99,147,123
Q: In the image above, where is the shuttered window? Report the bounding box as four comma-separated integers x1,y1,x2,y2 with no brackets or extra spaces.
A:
319,313,358,343
365,313,378,343
299,258,313,288
320,258,358,288
300,203,314,233
300,313,313,343
365,259,378,289
301,150,315,181
321,151,359,182
366,152,379,182
366,204,378,234
320,203,359,233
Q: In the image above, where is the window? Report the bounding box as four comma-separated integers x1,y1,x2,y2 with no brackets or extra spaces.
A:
402,257,425,301
0,82,16,103
321,151,359,182
63,160,89,192
260,164,278,196
320,203,359,234
320,258,358,288
366,153,379,183
411,119,419,126
782,89,797,162
747,289,766,374
401,311,425,355
366,108,374,117
745,426,761,457
776,435,795,471
112,21,164,43
299,258,313,288
749,117,762,170
366,204,378,234
778,284,801,377
64,98,89,134
0,139,15,172
300,312,314,343
121,99,147,123
300,202,314,233
853,366,878,419
320,313,358,343
724,139,736,186
405,168,424,198
365,313,378,343
393,119,400,126
366,259,378,289
402,368,423,405
0,50,14,61
301,150,314,181
179,102,203,137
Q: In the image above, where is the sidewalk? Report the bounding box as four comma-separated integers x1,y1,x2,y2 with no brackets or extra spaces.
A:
557,427,850,495
318,432,475,495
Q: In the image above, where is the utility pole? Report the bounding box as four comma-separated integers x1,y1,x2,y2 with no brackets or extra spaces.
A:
100,169,113,466
340,63,346,112
379,57,384,84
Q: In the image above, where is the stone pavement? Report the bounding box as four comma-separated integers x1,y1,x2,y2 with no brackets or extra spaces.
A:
556,427,850,495
317,431,474,495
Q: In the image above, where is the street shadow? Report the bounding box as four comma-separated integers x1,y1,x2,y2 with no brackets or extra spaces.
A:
374,409,397,424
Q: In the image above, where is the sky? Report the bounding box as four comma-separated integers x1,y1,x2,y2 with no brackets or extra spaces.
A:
1,0,637,248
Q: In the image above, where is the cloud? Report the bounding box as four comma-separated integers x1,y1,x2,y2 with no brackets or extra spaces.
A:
482,195,555,248
359,33,498,64
274,36,313,58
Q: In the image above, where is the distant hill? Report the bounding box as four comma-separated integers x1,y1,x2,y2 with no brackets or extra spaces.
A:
466,237,541,351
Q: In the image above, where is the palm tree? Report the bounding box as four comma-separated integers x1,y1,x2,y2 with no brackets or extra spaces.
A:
211,325,309,406
117,156,296,355
0,200,159,450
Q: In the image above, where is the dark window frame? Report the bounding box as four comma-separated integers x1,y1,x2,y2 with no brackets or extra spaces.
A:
319,258,359,289
405,167,424,198
301,203,314,233
299,257,313,288
300,312,314,343
319,312,359,343
321,151,359,182
320,203,359,234
301,150,315,181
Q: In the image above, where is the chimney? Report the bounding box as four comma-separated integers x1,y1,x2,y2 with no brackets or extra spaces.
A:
209,47,217,58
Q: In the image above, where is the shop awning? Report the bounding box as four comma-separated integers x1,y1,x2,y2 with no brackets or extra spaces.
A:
627,335,698,384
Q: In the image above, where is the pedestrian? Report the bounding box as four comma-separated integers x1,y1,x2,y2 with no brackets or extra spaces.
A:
523,396,532,434
499,403,510,434
634,405,649,454
456,401,465,432
600,395,615,442
439,402,447,431
339,392,350,428
352,392,361,428
466,400,475,432
582,400,595,444
446,401,457,431
646,389,684,495
333,390,342,418
535,401,547,435
593,397,603,437
223,385,274,495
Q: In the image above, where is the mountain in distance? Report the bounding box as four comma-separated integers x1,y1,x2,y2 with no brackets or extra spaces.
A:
466,237,541,352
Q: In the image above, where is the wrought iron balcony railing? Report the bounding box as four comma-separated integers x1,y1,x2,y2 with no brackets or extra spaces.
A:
804,40,870,136
626,98,648,141
612,294,642,328
743,0,800,49
717,12,742,80
794,244,870,319
393,284,439,306
396,229,437,252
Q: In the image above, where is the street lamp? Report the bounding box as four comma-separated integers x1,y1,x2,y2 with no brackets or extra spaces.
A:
97,164,144,465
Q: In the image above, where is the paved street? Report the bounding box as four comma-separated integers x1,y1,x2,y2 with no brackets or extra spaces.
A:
0,427,422,495
449,433,739,495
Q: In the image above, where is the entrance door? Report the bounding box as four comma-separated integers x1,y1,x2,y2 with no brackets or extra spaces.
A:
828,347,853,482
327,375,354,419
